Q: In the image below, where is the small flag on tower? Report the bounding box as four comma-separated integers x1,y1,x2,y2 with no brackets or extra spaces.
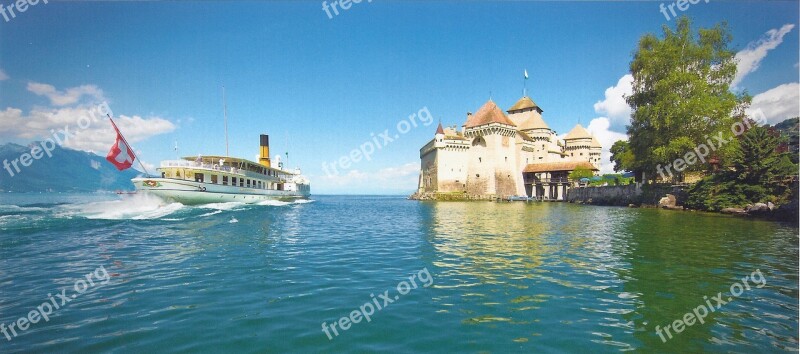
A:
524,69,529,80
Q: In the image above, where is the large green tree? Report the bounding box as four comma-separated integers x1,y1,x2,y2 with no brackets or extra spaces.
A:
626,16,748,182
609,140,636,173
686,124,798,210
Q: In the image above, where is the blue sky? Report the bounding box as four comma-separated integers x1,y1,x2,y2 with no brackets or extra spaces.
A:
0,1,797,194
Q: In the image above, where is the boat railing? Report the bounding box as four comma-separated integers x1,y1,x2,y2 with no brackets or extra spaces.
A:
160,160,242,175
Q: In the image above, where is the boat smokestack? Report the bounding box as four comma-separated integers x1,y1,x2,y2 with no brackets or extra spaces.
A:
259,134,271,168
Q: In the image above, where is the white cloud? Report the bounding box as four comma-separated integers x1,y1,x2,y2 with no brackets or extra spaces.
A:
746,82,800,125
1,81,176,154
0,69,8,81
27,82,105,106
593,74,633,130
0,105,176,153
586,117,628,174
312,162,419,194
586,74,633,173
732,24,795,88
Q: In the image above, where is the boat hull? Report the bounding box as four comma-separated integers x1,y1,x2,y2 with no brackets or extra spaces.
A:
131,178,310,205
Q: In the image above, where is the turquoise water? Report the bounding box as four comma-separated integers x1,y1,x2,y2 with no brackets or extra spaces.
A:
0,194,797,353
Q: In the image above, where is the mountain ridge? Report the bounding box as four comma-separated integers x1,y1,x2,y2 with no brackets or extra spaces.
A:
0,142,141,192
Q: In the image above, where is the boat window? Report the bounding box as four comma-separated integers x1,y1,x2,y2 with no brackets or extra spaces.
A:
211,175,218,184
222,175,228,185
246,179,250,188
195,173,204,183
162,172,166,178
239,179,244,187
232,177,237,186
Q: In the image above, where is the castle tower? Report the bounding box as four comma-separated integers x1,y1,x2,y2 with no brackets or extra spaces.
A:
506,96,545,130
463,100,522,197
564,124,601,172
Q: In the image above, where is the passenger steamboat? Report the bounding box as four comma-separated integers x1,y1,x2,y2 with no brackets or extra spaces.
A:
132,134,310,205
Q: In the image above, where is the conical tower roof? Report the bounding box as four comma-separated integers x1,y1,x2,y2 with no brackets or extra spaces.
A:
564,124,593,140
435,122,444,135
464,100,516,128
507,96,542,113
518,112,550,130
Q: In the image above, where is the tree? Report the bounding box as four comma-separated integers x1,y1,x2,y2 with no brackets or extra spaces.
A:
609,140,636,172
686,125,799,210
732,125,797,199
569,167,594,181
625,16,748,183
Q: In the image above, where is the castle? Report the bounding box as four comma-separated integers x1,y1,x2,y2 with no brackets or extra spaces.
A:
416,96,601,200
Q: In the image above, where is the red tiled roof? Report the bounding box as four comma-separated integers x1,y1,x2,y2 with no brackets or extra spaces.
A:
435,122,444,135
464,100,516,128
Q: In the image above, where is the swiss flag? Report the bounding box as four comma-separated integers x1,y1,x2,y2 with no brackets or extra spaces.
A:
106,119,136,171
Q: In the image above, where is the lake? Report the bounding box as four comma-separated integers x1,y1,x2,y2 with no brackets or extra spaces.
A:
0,194,797,352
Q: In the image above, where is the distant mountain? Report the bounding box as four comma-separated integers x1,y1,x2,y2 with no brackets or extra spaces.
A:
0,142,141,192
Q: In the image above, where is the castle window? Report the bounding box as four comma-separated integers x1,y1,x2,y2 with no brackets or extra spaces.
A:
476,174,480,178
478,157,482,163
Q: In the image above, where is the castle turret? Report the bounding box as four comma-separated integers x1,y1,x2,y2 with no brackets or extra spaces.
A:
564,124,600,172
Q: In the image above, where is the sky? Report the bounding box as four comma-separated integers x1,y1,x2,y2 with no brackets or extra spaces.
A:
0,1,797,194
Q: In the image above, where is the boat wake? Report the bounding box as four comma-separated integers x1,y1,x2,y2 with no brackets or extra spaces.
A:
0,195,316,227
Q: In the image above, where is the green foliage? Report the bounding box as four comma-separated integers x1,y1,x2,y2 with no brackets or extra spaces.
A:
609,140,636,173
732,125,784,185
625,16,747,181
569,167,594,180
685,174,750,211
686,125,799,210
587,174,635,186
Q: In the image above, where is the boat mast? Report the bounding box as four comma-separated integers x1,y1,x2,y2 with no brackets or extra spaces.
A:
222,86,229,157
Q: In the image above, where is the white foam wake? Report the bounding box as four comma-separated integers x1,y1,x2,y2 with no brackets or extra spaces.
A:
198,202,246,211
256,200,292,206
60,193,185,220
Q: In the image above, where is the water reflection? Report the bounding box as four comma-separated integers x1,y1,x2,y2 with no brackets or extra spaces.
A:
425,201,798,351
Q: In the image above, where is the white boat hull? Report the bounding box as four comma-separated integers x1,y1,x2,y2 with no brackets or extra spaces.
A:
131,178,310,205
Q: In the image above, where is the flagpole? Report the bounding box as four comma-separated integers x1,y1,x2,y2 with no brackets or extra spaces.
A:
108,114,152,177
523,69,528,97
222,86,229,157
